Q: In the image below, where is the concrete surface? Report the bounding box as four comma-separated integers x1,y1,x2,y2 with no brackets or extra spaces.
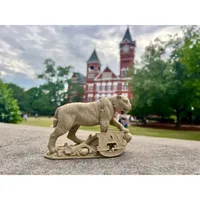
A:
0,123,200,175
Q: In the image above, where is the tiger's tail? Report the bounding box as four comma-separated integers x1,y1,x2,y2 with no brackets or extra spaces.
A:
52,107,61,128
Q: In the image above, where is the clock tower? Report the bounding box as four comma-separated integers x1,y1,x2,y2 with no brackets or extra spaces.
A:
120,27,136,77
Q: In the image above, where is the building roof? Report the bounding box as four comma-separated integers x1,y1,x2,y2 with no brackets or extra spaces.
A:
120,27,135,46
94,66,119,81
71,72,86,84
87,49,101,63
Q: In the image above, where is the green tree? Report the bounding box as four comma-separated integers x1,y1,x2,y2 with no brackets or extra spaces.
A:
0,79,22,123
180,26,200,94
67,80,84,103
24,87,55,115
23,87,40,114
37,59,72,107
130,28,200,127
130,39,172,120
180,26,200,114
166,26,200,125
6,83,26,112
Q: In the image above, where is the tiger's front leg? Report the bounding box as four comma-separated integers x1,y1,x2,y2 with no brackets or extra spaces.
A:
110,118,129,133
99,106,111,133
100,120,110,132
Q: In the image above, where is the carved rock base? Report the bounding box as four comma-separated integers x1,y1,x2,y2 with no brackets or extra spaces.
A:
44,129,132,160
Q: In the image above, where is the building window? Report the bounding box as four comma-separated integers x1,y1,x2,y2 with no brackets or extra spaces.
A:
88,74,95,79
122,82,128,91
122,68,129,77
88,84,93,92
95,94,100,101
102,72,112,80
107,82,112,91
88,94,93,101
101,94,105,98
122,60,130,64
101,82,106,91
96,84,101,92
122,69,126,76
113,82,118,91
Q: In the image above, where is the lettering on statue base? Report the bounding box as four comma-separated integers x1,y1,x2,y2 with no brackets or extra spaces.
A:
44,129,132,160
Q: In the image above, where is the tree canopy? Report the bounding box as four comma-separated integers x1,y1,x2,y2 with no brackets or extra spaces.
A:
6,83,26,112
37,58,72,107
130,26,200,127
3,59,83,116
0,79,22,123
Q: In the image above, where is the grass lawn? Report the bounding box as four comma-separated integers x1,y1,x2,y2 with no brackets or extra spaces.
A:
20,117,200,141
21,117,53,127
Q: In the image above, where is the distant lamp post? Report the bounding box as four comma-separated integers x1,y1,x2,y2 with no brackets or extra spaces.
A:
191,107,194,127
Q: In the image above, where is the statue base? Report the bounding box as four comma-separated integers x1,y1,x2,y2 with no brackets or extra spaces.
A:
44,129,132,160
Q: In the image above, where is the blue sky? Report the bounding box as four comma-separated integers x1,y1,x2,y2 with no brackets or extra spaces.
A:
0,25,181,89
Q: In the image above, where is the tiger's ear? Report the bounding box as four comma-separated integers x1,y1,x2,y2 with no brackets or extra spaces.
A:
116,95,121,100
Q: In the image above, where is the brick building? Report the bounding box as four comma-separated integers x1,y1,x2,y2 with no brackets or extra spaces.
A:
84,26,136,102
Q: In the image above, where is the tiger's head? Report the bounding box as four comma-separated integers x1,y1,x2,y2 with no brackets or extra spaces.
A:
113,95,132,114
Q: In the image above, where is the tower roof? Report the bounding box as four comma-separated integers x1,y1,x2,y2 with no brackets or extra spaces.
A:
120,26,135,46
87,49,100,63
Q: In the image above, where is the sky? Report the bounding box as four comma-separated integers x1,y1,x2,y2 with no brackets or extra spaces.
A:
0,25,182,89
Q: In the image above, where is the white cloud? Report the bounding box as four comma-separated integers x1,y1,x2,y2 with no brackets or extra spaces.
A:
0,25,182,89
134,26,182,62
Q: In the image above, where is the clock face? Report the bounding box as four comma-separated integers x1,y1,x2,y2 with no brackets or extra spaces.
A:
123,45,129,53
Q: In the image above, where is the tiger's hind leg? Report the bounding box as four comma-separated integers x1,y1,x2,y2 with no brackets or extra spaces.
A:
67,125,83,144
48,115,75,154
47,126,67,154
